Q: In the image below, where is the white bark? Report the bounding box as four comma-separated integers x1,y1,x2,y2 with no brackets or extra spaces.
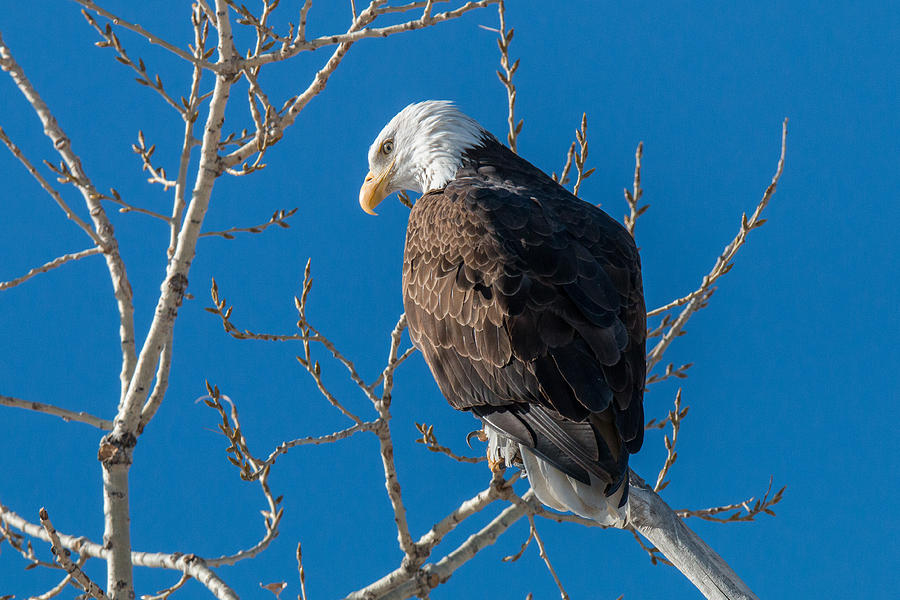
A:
628,482,759,600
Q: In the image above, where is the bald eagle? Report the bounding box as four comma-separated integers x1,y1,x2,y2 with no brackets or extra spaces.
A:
359,101,645,525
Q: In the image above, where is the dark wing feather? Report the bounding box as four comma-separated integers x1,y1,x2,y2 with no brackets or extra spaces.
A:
402,138,645,495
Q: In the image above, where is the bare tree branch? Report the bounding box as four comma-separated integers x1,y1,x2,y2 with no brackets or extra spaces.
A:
200,208,297,239
0,395,113,430
1,503,242,600
628,478,760,600
0,3,784,599
0,32,137,402
74,0,219,71
197,386,285,565
623,141,647,236
102,189,174,223
552,141,576,185
493,0,521,153
654,388,685,492
82,11,186,115
645,361,693,386
39,508,109,600
0,127,105,248
646,119,788,372
677,477,786,523
353,490,535,600
572,113,594,197
244,422,380,481
242,1,498,68
526,514,569,600
168,4,209,259
0,247,102,292
415,422,487,463
28,553,89,600
140,573,190,600
225,1,497,169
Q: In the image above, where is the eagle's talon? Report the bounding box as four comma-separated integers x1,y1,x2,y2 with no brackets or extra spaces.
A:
466,429,487,448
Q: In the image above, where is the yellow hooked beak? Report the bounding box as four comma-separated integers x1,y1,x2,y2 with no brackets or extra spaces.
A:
358,160,395,216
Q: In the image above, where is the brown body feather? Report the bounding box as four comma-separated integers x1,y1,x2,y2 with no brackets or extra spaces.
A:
403,137,646,500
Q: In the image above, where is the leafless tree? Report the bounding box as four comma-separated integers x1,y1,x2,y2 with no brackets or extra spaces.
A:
0,2,786,600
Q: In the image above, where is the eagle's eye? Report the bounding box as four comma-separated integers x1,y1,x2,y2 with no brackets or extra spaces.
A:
381,139,394,155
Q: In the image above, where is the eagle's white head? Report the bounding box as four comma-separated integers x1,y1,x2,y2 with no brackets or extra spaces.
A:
359,101,487,215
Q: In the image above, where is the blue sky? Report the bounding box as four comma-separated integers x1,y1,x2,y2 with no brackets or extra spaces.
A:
1,1,897,599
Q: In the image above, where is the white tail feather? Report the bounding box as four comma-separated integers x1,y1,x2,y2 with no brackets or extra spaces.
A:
485,425,626,527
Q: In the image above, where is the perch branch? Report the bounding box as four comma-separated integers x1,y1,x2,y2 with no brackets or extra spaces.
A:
628,477,760,600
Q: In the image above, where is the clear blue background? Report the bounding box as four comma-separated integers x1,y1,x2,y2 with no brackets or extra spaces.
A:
1,1,897,598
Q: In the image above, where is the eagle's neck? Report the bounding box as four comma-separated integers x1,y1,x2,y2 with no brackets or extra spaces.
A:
417,131,493,192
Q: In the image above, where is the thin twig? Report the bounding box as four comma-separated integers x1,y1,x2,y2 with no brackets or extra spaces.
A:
415,422,486,463
494,0,521,152
501,522,533,562
645,361,693,386
243,1,497,68
552,142,576,185
242,421,379,481
132,130,178,190
200,385,285,566
0,33,137,400
623,141,647,236
527,514,570,600
0,503,239,600
296,542,309,600
29,554,89,600
103,189,174,223
628,524,672,567
82,11,185,115
140,574,191,600
0,247,102,292
654,388,684,492
74,0,219,71
200,208,297,239
40,508,110,600
572,113,594,197
647,119,788,371
0,127,105,248
677,477,786,523
0,394,113,430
